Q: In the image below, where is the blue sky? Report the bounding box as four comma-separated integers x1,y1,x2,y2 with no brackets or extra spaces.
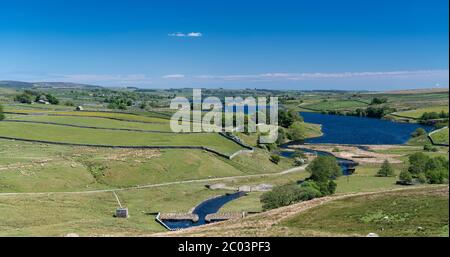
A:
0,0,448,90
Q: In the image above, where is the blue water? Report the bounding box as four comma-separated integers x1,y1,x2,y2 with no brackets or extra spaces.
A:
161,192,246,230
301,112,433,145
280,149,357,176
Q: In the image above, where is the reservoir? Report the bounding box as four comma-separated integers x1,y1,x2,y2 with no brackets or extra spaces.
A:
301,112,433,145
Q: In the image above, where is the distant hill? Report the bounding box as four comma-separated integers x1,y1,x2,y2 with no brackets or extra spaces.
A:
0,80,103,89
0,81,34,88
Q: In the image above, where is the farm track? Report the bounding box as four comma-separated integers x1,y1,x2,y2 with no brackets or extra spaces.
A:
0,166,306,197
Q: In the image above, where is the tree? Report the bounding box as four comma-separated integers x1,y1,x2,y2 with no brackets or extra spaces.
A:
370,97,387,105
425,169,448,184
327,180,337,195
420,112,440,121
411,128,426,138
139,102,147,109
399,170,413,183
279,109,303,128
275,127,287,144
287,121,306,141
44,94,59,105
408,152,430,175
260,184,302,210
306,155,342,182
14,93,33,104
0,104,4,121
423,144,438,152
260,182,322,210
377,160,395,177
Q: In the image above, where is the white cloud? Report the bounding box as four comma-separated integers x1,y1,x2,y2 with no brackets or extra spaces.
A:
168,32,203,37
187,32,202,37
163,74,185,79
193,70,448,82
168,32,186,37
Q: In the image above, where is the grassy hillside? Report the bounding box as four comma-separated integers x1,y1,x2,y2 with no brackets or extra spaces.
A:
0,121,244,155
393,105,449,119
164,186,448,237
430,127,449,145
11,115,173,131
0,139,292,193
280,187,449,237
301,100,368,111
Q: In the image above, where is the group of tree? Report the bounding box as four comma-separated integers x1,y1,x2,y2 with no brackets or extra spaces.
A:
420,111,449,121
370,97,388,105
325,106,396,119
278,109,303,128
275,109,307,144
14,90,59,105
104,96,133,110
0,104,4,121
411,127,427,138
398,152,449,184
260,155,341,210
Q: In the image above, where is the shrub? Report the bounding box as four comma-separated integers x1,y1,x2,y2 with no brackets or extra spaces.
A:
370,97,387,105
411,128,426,138
260,184,302,210
287,121,306,141
327,180,337,195
408,152,430,174
0,104,4,121
376,160,395,177
270,155,281,164
417,173,427,184
423,144,438,152
44,94,59,105
425,169,448,184
260,182,322,210
399,170,413,183
14,93,33,104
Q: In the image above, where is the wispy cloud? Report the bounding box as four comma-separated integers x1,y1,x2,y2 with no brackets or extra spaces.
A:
163,74,185,79
187,32,202,37
168,32,203,37
59,74,152,85
192,70,449,82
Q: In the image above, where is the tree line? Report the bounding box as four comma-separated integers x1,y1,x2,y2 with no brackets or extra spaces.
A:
260,155,341,210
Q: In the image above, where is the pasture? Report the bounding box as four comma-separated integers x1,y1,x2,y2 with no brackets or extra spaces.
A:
0,121,245,155
393,105,449,119
300,100,368,111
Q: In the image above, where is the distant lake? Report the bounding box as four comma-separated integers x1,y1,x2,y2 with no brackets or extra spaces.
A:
301,112,433,145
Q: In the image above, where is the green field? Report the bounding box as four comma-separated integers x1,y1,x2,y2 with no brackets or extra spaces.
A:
430,127,449,145
4,109,171,123
0,183,233,236
280,187,449,237
10,115,172,131
1,87,448,237
0,121,244,155
300,100,369,111
393,105,449,119
0,139,292,193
